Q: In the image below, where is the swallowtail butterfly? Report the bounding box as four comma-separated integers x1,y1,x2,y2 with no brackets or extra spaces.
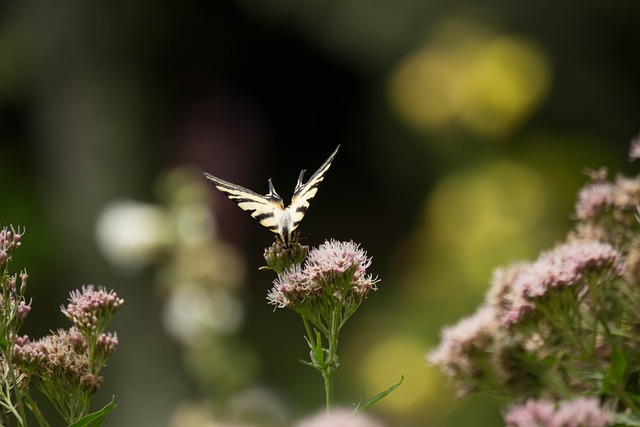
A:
204,145,339,245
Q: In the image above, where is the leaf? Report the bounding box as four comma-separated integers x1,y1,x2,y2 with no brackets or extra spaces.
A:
613,412,640,426
352,375,404,414
603,343,627,394
68,398,116,427
0,335,8,351
301,330,326,371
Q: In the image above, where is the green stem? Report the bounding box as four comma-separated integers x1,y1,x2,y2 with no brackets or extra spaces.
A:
7,355,29,426
324,305,342,412
23,391,51,427
302,318,317,352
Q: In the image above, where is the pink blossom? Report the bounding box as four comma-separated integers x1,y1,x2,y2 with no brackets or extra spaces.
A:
428,305,501,390
575,183,615,220
294,408,386,427
305,240,375,293
61,285,124,333
266,264,313,308
612,175,640,208
552,397,614,427
500,240,623,325
504,399,556,427
267,240,378,309
629,134,640,161
504,397,613,427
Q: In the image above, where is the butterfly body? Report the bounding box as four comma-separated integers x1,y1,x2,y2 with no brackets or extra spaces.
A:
204,146,339,245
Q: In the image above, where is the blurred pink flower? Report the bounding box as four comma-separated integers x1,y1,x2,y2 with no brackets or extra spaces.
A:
504,397,613,427
501,240,623,325
575,183,615,220
427,305,501,393
629,134,640,161
294,408,386,427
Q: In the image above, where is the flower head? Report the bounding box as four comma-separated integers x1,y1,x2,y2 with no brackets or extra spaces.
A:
267,240,378,312
428,305,502,394
262,241,309,274
500,240,623,326
294,408,386,427
0,226,24,271
575,183,615,221
61,285,124,335
504,397,613,427
305,240,377,297
629,133,640,161
266,264,313,309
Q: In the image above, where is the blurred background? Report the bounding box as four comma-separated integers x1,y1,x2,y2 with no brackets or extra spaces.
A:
1,1,640,426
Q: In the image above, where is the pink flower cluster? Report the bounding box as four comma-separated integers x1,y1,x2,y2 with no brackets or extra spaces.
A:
427,305,501,391
629,134,640,161
429,239,625,395
61,285,124,334
14,328,104,396
575,174,640,222
294,408,386,427
267,240,378,309
0,226,23,270
495,240,623,325
504,397,613,427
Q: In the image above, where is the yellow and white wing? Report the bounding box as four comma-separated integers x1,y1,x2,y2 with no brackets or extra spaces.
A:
204,145,339,244
288,145,340,233
203,173,286,235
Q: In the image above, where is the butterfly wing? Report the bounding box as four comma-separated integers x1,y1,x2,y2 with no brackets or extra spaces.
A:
288,145,340,234
203,172,286,237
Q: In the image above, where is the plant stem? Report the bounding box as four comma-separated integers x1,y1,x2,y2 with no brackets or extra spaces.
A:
323,306,342,412
23,392,51,427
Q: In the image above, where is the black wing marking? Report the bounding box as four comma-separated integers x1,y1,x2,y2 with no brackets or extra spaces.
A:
289,145,340,230
203,145,340,242
203,173,285,233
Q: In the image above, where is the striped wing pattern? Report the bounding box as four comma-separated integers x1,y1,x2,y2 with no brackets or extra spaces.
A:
204,145,339,244
289,145,340,232
202,173,286,233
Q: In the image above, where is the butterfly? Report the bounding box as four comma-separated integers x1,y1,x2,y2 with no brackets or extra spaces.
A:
204,145,339,245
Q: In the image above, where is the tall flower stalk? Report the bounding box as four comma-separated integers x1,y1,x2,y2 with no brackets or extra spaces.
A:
263,240,379,411
0,226,31,426
0,226,122,426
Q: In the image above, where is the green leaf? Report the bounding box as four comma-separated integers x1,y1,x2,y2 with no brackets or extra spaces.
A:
301,330,326,371
0,334,8,350
613,412,640,426
353,375,404,414
68,397,116,427
603,343,626,394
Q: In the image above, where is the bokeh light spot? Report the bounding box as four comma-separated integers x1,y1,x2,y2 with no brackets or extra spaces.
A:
425,161,547,286
389,18,551,139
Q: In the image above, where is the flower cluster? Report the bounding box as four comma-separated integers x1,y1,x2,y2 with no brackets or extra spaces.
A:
504,397,613,427
0,226,23,271
427,306,503,395
262,240,309,274
429,138,640,425
294,408,386,427
263,239,384,411
0,227,122,426
429,238,626,397
572,166,640,244
15,328,103,394
266,240,378,314
62,285,124,336
498,240,624,326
